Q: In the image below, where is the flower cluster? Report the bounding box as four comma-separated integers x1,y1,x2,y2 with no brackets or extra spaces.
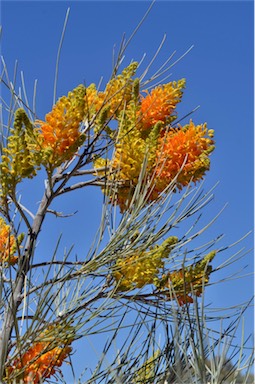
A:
0,62,215,209
156,251,216,305
0,217,23,266
36,84,86,168
0,85,88,196
113,236,216,305
5,324,74,383
113,237,178,291
0,109,41,197
133,350,160,383
93,62,215,211
153,120,215,193
140,79,186,129
84,62,139,120
114,237,215,305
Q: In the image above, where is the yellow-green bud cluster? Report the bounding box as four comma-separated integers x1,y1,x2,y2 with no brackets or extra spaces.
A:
0,109,41,196
113,236,178,291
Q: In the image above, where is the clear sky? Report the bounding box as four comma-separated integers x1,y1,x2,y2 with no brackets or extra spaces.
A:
1,0,254,381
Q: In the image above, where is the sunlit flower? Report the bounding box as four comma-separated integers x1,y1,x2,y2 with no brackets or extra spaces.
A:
94,134,145,212
36,84,86,167
93,76,214,212
100,110,162,212
84,83,105,118
84,62,139,123
105,62,138,116
0,217,19,266
157,251,216,305
7,345,72,384
153,120,215,195
5,324,74,383
114,251,163,291
112,134,146,211
114,237,178,291
140,79,186,129
0,109,40,196
93,95,148,211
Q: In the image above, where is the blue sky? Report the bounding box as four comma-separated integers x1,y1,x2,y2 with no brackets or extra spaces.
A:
1,0,254,381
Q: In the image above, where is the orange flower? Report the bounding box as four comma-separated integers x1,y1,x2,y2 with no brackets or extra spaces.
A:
153,120,215,194
36,85,86,167
140,79,186,129
7,344,71,383
0,217,18,266
6,325,73,383
176,294,194,306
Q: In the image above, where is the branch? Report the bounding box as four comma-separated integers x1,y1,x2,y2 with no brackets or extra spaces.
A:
56,178,125,195
10,195,32,231
47,209,78,218
0,184,54,374
54,166,110,182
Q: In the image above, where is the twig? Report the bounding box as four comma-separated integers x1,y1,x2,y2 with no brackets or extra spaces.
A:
10,195,32,231
53,8,70,105
47,209,78,218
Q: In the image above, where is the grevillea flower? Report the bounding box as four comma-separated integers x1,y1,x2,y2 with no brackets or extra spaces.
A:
5,324,74,383
156,251,216,305
111,130,146,211
0,217,22,266
103,62,138,117
92,73,214,212
153,120,215,195
95,107,162,212
114,251,163,291
140,79,186,130
0,109,41,197
113,237,178,291
134,350,160,383
36,84,86,168
7,344,72,383
84,62,139,123
93,95,147,211
84,83,106,118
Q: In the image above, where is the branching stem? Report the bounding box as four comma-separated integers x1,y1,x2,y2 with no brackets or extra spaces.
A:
0,184,53,376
